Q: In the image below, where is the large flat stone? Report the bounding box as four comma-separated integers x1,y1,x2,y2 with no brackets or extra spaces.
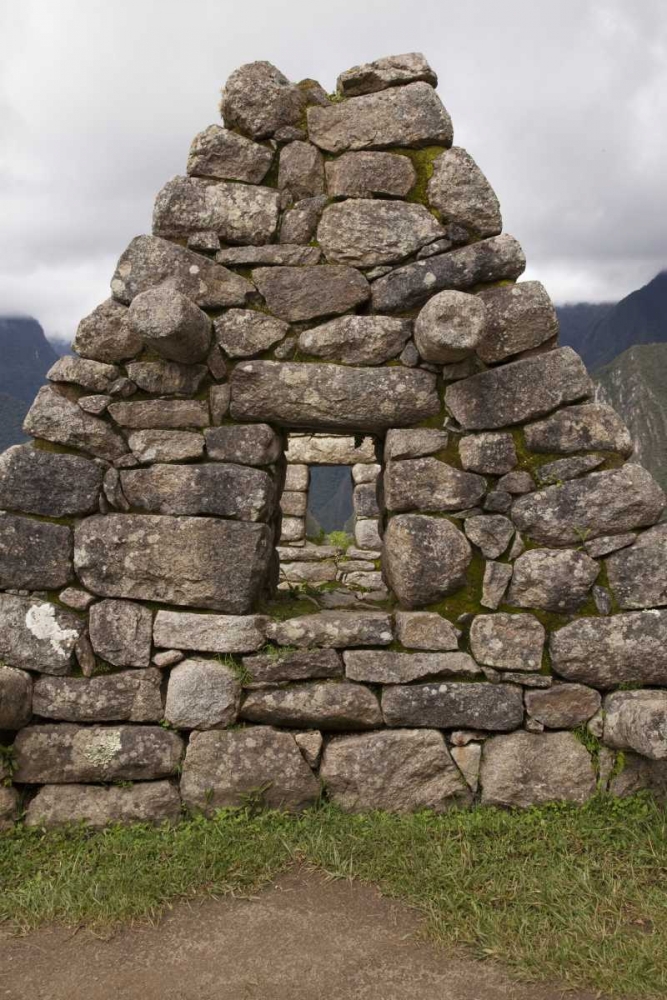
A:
382,681,524,730
107,399,209,429
469,613,545,672
240,681,382,730
252,266,369,322
266,612,393,648
325,151,416,198
125,361,208,396
445,348,593,430
0,512,72,590
230,361,439,431
427,147,501,238
23,386,128,461
154,611,268,653
506,548,599,612
336,53,438,97
297,315,411,365
383,514,471,608
394,611,460,650
32,669,164,723
476,281,559,363
550,610,667,687
25,781,182,829
214,309,289,358
187,125,274,183
0,595,83,675
13,724,184,783
525,684,601,729
181,727,319,814
480,732,596,807
344,650,482,683
317,199,443,267
73,298,142,363
384,457,485,512
321,729,470,813
606,523,667,609
307,82,452,152
74,514,272,613
512,465,666,546
241,648,343,686
524,403,633,456
119,463,275,521
111,235,254,309
285,434,376,464
129,430,205,464
165,658,240,730
205,424,282,465
152,176,280,244
215,245,321,267
371,235,526,313
0,445,103,517
89,599,153,668
384,428,448,462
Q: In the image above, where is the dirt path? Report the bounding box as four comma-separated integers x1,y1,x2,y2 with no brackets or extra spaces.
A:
0,868,600,1000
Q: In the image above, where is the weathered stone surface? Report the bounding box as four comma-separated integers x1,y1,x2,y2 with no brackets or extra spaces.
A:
276,544,341,562
32,669,163,723
165,658,240,730
336,52,437,97
154,611,267,653
209,384,231,423
603,690,667,759
445,348,592,430
129,430,204,464
481,561,512,609
355,518,382,550
126,360,207,396
322,728,469,813
394,611,460,650
458,433,516,475
14,724,183,783
297,315,411,365
214,309,288,359
279,195,328,244
384,428,447,462
451,743,482,792
152,176,280,244
73,298,142,363
512,466,665,546
230,361,439,431
524,403,633,456
308,82,452,153
606,523,667,609
427,147,501,238
318,199,444,267
205,424,282,466
111,236,254,309
181,727,319,814
188,230,221,251
0,595,83,675
23,386,128,461
215,244,321,267
78,394,111,415
47,356,120,393
88,599,153,668
0,512,72,590
59,587,96,611
464,515,514,559
187,124,273,182
280,493,309,517
280,517,304,543
119,463,274,521
241,681,382,730
585,533,636,559
607,752,667,800
372,234,526,313
0,445,103,518
475,281,559,363
242,649,343,687
25,781,181,829
535,454,604,486
497,470,535,494
253,265,369,322
384,458,485,512
480,732,596,807
383,681,523,730
107,399,209,429
128,285,212,364
0,665,32,729
220,61,306,139
414,289,487,363
550,610,667,687
344,650,481,683
267,612,393,648
469,613,545,672
383,514,471,608
293,730,323,768
525,684,601,729
343,570,385,590
278,141,325,202
507,548,599,612
286,434,375,464
283,465,308,493
325,151,415,198
74,514,271,613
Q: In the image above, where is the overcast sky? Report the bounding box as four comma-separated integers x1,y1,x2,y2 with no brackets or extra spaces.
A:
1,0,666,342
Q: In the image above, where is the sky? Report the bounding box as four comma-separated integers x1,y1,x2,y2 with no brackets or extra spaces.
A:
1,0,666,342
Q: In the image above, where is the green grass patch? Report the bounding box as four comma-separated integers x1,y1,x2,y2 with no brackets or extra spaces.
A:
1,796,666,996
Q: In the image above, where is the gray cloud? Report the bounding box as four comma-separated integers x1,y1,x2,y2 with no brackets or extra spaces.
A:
1,0,666,340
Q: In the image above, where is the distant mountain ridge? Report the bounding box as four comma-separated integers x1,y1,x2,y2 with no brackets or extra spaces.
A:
0,315,59,452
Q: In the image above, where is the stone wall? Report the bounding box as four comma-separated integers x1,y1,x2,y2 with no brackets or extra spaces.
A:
1,52,667,829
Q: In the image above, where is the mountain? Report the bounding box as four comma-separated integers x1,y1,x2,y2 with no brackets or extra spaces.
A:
0,315,59,453
555,272,667,370
596,343,667,490
0,393,29,452
307,466,354,535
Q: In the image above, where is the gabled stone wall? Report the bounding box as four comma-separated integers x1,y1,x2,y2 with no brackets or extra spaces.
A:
1,52,667,829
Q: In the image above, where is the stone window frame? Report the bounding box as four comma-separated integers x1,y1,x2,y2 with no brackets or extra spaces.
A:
277,432,384,595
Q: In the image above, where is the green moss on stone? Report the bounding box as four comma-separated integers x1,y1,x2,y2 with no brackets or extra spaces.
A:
396,146,446,207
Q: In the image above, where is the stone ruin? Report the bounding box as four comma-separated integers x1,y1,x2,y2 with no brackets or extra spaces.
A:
2,52,667,829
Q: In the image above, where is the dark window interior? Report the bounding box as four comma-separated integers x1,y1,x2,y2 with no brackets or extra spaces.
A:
306,465,354,537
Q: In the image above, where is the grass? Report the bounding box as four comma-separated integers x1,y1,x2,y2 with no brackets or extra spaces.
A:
1,795,667,996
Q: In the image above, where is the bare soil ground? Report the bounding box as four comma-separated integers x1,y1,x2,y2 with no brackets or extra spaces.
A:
0,868,602,1000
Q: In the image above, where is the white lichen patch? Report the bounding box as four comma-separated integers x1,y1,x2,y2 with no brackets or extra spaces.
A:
25,604,80,658
77,729,123,770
